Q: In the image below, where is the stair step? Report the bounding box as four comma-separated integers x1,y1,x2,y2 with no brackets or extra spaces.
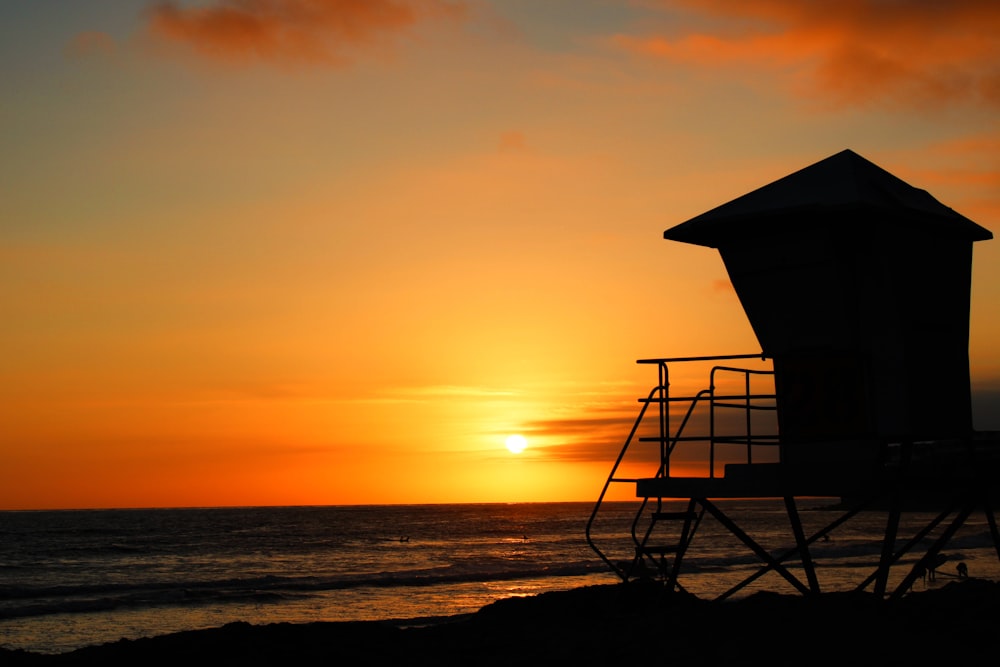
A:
651,511,697,521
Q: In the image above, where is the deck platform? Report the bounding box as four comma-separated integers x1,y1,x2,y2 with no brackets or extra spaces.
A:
589,433,1000,600
637,432,1000,505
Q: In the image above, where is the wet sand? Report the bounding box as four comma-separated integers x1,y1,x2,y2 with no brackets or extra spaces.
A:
5,579,999,665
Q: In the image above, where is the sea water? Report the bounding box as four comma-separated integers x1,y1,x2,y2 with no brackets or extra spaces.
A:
2,500,998,654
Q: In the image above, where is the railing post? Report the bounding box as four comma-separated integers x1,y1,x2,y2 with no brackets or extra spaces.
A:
745,370,752,465
709,367,717,478
589,353,773,579
659,361,669,477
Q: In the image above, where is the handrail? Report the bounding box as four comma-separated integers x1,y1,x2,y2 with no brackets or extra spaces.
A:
584,382,664,577
666,389,711,473
586,353,776,581
708,365,777,477
637,353,767,364
641,393,778,404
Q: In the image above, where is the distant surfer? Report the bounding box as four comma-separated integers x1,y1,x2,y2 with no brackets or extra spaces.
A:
957,562,968,578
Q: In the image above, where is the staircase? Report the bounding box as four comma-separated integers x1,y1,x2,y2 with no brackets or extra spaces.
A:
627,502,705,586
586,354,777,588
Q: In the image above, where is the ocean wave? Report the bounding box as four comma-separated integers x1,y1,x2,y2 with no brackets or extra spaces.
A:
0,560,608,620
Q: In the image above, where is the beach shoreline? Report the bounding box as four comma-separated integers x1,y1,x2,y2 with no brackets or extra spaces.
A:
5,578,999,665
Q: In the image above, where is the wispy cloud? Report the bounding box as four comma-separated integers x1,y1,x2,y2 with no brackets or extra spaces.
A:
919,134,1000,182
143,0,465,67
884,132,1000,221
517,407,642,464
613,0,1000,110
173,383,519,406
462,408,638,463
387,384,519,399
65,31,117,58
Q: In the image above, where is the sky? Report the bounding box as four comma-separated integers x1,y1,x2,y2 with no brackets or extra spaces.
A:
2,0,999,510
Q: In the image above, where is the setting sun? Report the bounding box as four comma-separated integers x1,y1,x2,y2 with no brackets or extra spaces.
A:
505,435,528,454
0,1,998,512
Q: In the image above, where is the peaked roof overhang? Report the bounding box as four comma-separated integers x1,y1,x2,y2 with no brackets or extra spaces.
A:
664,149,993,248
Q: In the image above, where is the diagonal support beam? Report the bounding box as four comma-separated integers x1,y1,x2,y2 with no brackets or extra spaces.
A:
717,498,869,601
856,503,954,593
700,498,811,596
890,502,976,600
874,490,901,598
785,496,820,594
984,500,1000,563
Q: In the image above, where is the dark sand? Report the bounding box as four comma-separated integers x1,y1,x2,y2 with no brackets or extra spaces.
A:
5,579,999,666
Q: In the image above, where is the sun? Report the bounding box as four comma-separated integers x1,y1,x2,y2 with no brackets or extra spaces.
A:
505,434,528,454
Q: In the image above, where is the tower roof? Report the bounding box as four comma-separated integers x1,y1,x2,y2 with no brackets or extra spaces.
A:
664,149,993,247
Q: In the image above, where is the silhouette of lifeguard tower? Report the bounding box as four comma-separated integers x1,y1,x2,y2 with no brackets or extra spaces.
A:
587,149,1000,599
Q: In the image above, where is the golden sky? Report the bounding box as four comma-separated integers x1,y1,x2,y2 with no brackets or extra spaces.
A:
2,0,999,509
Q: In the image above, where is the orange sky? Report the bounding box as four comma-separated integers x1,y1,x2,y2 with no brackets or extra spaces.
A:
2,0,999,509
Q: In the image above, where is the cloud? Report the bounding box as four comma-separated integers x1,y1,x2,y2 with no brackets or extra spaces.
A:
711,279,734,293
517,409,647,464
914,137,1000,190
66,31,117,58
613,0,1000,110
882,133,1000,221
144,0,465,67
498,130,528,152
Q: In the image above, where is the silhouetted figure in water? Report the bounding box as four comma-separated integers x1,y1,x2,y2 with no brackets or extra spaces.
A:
926,553,948,581
957,562,968,578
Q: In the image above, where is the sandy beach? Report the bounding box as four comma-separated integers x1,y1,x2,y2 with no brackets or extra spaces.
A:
4,578,998,666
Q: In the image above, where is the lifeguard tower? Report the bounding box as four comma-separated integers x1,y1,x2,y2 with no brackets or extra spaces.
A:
587,149,1000,599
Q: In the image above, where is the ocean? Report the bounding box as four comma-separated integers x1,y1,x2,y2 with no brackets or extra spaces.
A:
2,500,998,655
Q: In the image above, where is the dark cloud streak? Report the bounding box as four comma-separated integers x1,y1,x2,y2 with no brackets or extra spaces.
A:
144,0,465,67
615,0,1000,111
